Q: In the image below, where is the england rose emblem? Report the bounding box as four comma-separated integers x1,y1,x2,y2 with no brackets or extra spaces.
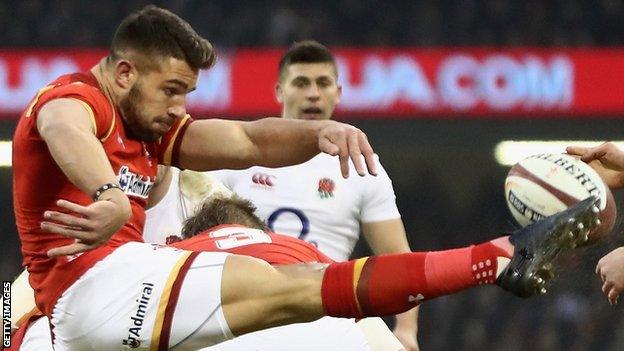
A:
318,178,335,199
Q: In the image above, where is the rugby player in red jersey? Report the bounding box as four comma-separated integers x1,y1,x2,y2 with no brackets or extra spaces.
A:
11,5,600,350
12,5,378,350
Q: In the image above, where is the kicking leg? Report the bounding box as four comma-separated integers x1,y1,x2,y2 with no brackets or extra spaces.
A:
219,196,600,333
220,257,327,336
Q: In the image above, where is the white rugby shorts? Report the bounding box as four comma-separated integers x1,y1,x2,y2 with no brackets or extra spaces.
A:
51,242,233,350
199,316,371,351
18,316,53,351
198,316,404,351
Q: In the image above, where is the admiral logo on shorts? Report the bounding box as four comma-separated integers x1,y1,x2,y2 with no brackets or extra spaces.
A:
122,282,154,349
117,165,154,199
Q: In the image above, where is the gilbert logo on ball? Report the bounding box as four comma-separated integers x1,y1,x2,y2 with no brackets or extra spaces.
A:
504,153,616,243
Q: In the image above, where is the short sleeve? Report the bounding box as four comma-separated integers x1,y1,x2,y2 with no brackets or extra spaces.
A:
29,82,114,141
155,114,194,167
359,155,401,223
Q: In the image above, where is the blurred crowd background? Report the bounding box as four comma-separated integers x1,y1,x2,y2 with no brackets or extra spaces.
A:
2,1,624,350
3,0,624,48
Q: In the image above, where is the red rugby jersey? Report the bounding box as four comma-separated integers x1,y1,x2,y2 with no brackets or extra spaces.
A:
12,71,192,316
171,225,335,264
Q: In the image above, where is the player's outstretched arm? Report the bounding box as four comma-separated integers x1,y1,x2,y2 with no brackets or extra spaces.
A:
177,118,377,178
596,247,624,305
37,98,131,256
567,142,624,189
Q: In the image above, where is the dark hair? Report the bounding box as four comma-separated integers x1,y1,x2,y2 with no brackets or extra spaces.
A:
181,196,267,238
278,40,336,79
110,5,216,71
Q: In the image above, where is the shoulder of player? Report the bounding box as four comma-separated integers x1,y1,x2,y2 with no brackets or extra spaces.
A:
42,73,111,107
314,153,383,167
212,165,274,178
33,73,115,136
211,154,386,181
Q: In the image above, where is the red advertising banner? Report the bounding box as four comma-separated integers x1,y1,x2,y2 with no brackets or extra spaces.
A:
1,48,623,119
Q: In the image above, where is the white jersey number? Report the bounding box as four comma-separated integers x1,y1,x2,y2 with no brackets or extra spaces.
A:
209,227,273,250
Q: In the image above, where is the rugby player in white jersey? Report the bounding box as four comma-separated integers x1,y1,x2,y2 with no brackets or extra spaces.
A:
211,40,420,350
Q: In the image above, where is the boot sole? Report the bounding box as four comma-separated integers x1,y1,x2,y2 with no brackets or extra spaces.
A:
503,196,600,297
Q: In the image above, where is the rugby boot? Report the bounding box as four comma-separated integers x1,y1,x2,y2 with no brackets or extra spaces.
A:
497,196,601,297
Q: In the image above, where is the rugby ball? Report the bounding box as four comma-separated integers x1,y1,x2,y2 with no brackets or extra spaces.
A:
505,153,616,243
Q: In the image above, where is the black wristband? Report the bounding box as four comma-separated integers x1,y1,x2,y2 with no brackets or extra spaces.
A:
93,183,121,201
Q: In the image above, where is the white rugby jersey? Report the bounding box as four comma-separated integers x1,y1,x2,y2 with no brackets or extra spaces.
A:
144,168,234,244
143,168,188,245
210,153,400,261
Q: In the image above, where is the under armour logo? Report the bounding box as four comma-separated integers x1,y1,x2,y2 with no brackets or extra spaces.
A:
408,294,424,303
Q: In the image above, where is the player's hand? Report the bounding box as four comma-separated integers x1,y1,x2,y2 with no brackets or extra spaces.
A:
393,325,419,351
42,198,131,257
317,121,377,178
596,246,624,305
567,142,624,189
